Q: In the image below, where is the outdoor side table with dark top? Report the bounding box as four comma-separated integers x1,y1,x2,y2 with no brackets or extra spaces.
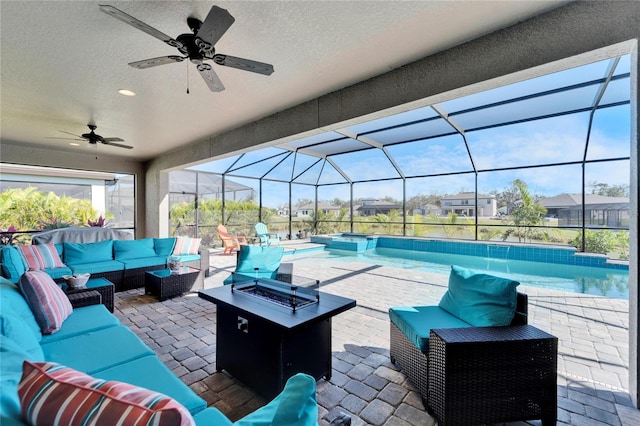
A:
66,290,101,309
428,325,558,426
63,277,115,312
145,266,200,301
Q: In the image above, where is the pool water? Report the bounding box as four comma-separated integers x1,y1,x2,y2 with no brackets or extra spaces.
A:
294,247,629,299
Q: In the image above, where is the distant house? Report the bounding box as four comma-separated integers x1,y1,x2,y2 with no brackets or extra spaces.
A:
412,204,442,216
356,199,402,216
539,193,629,227
294,202,343,218
440,192,497,217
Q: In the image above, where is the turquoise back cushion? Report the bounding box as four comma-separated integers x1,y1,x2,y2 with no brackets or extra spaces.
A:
0,314,44,360
63,240,113,264
1,246,26,284
236,246,284,277
439,265,519,327
0,336,35,421
154,238,176,256
114,238,156,260
0,278,41,341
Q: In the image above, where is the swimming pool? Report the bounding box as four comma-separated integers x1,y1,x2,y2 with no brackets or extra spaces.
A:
292,246,629,299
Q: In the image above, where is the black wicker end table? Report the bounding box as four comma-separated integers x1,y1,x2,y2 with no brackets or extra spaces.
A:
428,325,558,426
145,266,200,301
63,278,115,312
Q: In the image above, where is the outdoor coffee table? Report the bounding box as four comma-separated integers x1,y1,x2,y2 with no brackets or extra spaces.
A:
199,278,356,399
145,266,200,301
63,277,115,312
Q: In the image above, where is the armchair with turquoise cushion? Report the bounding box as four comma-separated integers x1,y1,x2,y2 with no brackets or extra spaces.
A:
223,245,292,285
254,222,281,247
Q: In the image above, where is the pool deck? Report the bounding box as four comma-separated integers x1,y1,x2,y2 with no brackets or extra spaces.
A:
114,240,640,425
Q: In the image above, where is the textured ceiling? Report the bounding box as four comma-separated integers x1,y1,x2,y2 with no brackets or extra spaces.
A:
0,1,565,161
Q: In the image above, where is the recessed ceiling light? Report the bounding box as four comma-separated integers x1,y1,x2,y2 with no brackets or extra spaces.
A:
118,89,136,96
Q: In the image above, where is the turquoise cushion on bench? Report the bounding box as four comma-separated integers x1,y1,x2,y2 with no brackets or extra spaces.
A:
69,260,124,275
93,355,207,416
40,304,120,344
173,254,200,263
42,266,73,280
439,265,519,327
114,238,156,260
40,325,154,375
0,278,41,341
63,240,113,264
119,256,167,270
0,336,43,423
389,306,471,351
154,238,176,256
0,246,26,284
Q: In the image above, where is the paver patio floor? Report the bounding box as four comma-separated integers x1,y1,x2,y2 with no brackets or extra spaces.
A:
114,242,640,425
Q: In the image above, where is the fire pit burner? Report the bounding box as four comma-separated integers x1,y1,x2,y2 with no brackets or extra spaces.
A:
232,279,319,312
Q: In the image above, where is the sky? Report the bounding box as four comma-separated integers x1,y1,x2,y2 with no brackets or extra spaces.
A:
190,54,631,209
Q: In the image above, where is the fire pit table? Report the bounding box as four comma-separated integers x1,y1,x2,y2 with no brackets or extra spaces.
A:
199,277,356,399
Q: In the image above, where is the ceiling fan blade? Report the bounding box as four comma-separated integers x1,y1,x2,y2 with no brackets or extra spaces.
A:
212,54,274,76
129,56,185,69
102,141,134,149
58,130,83,138
99,5,184,50
101,137,125,142
46,137,84,141
197,63,225,92
195,6,235,52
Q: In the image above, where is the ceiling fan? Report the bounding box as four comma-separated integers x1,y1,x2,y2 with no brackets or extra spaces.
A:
48,124,133,149
99,4,275,92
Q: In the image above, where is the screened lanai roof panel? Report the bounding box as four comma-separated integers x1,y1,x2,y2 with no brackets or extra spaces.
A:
386,134,473,176
280,132,345,150
587,104,630,160
468,111,590,170
345,105,438,135
228,151,291,178
300,137,370,156
331,148,401,181
440,59,613,114
599,76,631,106
364,116,456,144
451,83,600,131
291,160,324,184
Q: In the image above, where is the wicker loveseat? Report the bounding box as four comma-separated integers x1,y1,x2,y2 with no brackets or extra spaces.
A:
389,265,528,407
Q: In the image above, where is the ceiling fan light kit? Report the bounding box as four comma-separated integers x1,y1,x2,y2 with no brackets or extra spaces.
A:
99,4,274,92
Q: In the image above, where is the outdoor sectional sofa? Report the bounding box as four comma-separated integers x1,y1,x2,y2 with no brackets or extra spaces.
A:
0,276,319,425
0,234,210,293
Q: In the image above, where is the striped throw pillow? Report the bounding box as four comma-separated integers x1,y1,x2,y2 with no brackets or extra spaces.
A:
19,361,195,426
172,237,201,255
19,270,72,334
18,243,65,270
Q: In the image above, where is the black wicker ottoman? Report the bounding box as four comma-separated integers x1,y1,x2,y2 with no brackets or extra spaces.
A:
428,325,557,426
145,266,200,301
63,278,115,312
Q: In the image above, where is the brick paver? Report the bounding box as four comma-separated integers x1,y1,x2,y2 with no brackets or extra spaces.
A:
113,242,640,425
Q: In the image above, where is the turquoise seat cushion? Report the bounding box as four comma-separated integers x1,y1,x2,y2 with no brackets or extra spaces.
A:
63,240,114,264
68,260,124,274
119,256,167,270
114,238,156,260
154,238,176,256
40,325,154,375
0,278,41,341
93,355,207,416
1,336,43,422
235,373,317,426
389,305,471,351
0,314,44,360
41,266,73,280
0,246,26,284
193,408,233,426
439,265,520,327
224,246,283,284
39,304,120,344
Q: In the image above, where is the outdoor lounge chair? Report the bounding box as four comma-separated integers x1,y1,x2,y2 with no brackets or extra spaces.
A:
223,245,292,284
255,222,281,247
217,224,248,255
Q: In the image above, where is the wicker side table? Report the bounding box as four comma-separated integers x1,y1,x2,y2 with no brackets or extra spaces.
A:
145,266,200,301
428,325,557,426
63,278,115,312
67,290,101,309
